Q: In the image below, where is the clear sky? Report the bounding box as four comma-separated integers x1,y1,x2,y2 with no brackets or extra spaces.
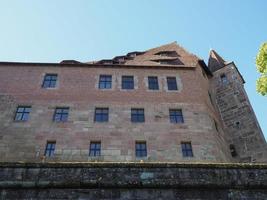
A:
0,0,266,139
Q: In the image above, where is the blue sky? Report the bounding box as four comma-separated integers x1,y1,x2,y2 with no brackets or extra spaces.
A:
0,0,266,139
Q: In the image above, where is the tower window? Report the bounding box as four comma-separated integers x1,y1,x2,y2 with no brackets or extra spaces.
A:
208,92,213,105
181,142,193,157
42,74,57,88
89,141,101,156
94,108,109,122
148,76,159,90
220,74,228,85
131,108,145,123
169,109,184,123
99,75,112,89
214,119,219,132
54,107,69,122
135,141,147,157
229,144,237,157
122,76,134,89
44,141,56,157
14,106,31,121
167,77,178,90
235,121,241,129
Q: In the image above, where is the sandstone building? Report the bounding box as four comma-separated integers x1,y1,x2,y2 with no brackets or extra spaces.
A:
0,42,266,163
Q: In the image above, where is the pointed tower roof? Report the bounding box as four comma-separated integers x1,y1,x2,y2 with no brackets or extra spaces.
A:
208,49,226,72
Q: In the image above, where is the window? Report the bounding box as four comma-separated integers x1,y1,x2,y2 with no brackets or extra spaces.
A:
208,92,213,105
89,141,101,156
44,141,56,157
167,77,178,90
53,107,69,122
214,119,219,132
148,76,159,90
131,108,145,123
94,108,109,122
220,74,228,85
235,121,241,129
14,106,31,121
181,142,193,157
42,74,57,88
122,76,134,89
229,144,237,157
169,109,184,123
135,141,147,157
99,75,112,89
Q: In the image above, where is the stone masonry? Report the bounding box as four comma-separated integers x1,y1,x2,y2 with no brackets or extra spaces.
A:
0,42,266,163
0,162,267,200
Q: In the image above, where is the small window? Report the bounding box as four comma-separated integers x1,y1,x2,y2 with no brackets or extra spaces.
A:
14,106,31,121
54,107,69,122
89,141,101,156
42,74,57,88
235,121,240,129
135,141,147,157
99,75,112,89
229,144,237,157
122,76,134,89
94,108,109,122
131,108,145,123
169,109,184,123
220,74,228,85
181,142,193,157
148,76,159,90
208,92,213,105
44,141,56,157
214,119,219,132
167,77,178,90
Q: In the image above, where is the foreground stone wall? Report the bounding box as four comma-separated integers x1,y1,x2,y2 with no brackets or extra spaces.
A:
0,162,267,199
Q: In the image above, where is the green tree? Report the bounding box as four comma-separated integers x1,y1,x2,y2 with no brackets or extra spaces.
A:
256,43,267,96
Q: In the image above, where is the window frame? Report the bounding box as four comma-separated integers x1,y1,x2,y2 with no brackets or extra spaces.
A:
94,108,109,122
169,109,184,124
53,107,69,122
131,108,145,123
14,106,31,121
135,141,147,158
44,141,56,157
181,142,193,157
220,74,228,85
99,75,112,89
121,76,134,90
89,141,101,156
148,76,159,90
42,74,58,88
167,77,178,91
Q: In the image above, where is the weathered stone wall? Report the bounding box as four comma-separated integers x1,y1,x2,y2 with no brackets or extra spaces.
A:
0,64,232,162
210,63,267,162
0,162,267,199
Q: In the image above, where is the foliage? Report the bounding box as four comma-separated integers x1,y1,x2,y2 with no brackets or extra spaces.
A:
255,43,267,96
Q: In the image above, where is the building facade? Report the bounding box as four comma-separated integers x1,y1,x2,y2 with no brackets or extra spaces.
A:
0,42,266,163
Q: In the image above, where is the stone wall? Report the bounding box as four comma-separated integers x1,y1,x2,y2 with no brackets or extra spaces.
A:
0,64,231,162
0,162,267,199
210,63,267,162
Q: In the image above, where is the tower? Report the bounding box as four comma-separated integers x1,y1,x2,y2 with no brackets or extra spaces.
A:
208,50,267,162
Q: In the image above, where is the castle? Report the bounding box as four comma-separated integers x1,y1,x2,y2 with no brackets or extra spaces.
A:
0,42,266,163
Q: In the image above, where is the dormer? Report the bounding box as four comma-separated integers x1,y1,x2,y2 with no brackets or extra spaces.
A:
60,60,81,64
155,51,179,57
152,58,183,65
98,60,114,65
